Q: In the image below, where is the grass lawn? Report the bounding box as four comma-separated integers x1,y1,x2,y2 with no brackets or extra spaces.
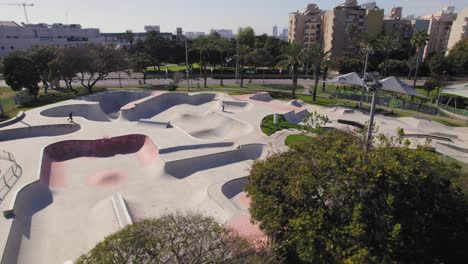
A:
261,114,302,136
285,134,313,147
437,154,468,194
0,86,107,122
147,64,200,72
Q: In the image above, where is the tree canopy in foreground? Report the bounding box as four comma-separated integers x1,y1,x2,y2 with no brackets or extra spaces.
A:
76,213,280,264
246,130,468,264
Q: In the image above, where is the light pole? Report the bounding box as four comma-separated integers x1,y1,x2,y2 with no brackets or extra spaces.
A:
185,37,190,92
359,47,373,108
235,39,239,84
365,72,382,143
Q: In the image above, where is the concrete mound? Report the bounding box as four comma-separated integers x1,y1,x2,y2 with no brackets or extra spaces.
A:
164,144,265,179
121,93,217,121
221,177,249,212
85,91,153,119
172,112,252,140
40,103,110,122
288,100,303,107
249,92,273,102
0,124,81,142
220,101,252,112
284,109,310,124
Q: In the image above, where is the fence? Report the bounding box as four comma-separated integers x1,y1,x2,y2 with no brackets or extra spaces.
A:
439,103,468,117
0,150,22,205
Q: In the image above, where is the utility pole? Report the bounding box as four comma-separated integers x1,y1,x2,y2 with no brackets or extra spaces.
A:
359,48,371,108
366,73,381,144
185,37,190,92
235,39,239,84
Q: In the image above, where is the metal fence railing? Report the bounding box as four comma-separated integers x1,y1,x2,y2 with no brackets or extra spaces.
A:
0,150,22,205
439,103,468,117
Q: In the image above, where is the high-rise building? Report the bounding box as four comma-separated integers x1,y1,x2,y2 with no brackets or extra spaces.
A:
421,6,457,59
214,29,234,39
446,7,468,55
279,28,288,41
323,0,383,58
273,25,278,37
390,7,403,20
288,4,323,47
383,7,413,42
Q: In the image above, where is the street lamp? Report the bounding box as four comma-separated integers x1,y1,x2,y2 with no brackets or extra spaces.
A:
185,37,190,92
364,72,382,143
359,47,374,108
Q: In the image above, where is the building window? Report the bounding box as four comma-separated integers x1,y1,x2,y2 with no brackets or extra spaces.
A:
10,46,14,50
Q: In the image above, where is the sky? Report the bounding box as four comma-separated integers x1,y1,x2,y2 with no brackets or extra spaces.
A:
0,0,465,34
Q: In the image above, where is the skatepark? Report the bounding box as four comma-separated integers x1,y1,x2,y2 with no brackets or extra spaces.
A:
0,90,467,263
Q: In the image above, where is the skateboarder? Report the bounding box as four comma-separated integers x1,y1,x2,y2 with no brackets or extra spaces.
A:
67,112,73,123
222,103,225,112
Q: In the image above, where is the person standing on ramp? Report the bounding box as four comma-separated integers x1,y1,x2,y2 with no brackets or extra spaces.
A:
67,112,74,123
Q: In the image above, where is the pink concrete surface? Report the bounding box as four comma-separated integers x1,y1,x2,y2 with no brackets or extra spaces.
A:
40,134,159,188
238,193,251,208
85,170,128,188
228,215,266,244
136,136,160,167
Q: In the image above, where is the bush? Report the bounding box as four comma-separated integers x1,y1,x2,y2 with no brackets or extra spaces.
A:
331,57,363,74
76,213,280,263
247,130,468,263
379,59,407,76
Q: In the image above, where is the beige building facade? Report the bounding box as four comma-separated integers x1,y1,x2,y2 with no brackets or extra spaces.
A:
288,4,323,47
446,7,468,55
421,6,458,59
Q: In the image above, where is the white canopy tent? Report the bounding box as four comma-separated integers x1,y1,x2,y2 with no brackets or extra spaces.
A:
442,83,468,99
380,76,427,98
328,72,363,86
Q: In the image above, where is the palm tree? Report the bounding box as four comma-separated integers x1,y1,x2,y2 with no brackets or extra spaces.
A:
377,34,401,77
277,43,306,99
410,31,430,88
214,38,231,86
405,55,417,79
192,36,212,88
305,43,330,101
238,44,252,88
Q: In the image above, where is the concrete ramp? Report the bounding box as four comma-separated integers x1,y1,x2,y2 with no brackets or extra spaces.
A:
40,104,110,122
220,101,252,112
288,100,303,107
121,93,217,121
164,144,265,179
0,124,81,142
284,109,310,124
249,92,273,102
84,91,153,119
172,112,252,140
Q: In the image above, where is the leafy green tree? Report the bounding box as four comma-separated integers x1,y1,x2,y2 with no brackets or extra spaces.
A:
378,59,407,76
411,31,430,88
236,27,256,88
305,43,330,101
377,34,401,77
428,53,446,97
30,46,57,93
124,30,135,50
247,130,468,263
446,39,468,75
76,213,280,264
277,43,306,99
237,44,252,88
331,57,363,74
76,44,127,94
0,57,4,74
48,47,81,93
213,37,233,86
237,27,256,47
129,52,153,84
3,50,41,97
245,48,274,83
405,55,417,79
192,35,215,88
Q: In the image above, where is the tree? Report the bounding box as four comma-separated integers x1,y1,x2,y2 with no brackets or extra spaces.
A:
0,57,4,73
405,55,417,79
446,39,468,75
237,27,256,88
377,34,401,77
76,213,280,263
237,27,256,47
305,43,330,101
48,47,82,93
192,35,214,88
213,37,232,86
129,52,153,84
428,53,447,98
124,30,135,50
3,50,41,97
245,48,274,83
76,44,127,94
410,31,430,88
30,46,57,93
247,130,468,263
277,43,305,99
237,44,252,88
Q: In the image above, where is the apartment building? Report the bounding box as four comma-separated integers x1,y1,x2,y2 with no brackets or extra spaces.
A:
288,4,323,47
446,7,468,54
323,0,383,58
421,6,458,59
0,21,101,56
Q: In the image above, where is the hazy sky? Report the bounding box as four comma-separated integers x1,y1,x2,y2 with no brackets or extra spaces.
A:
0,0,465,34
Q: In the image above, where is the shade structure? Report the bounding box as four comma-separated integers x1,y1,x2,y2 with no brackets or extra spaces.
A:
380,76,426,98
442,83,468,99
328,72,363,86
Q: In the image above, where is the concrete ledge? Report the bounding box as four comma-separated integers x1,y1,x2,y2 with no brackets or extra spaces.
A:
111,194,133,228
403,134,453,142
0,112,25,128
439,108,468,122
338,119,365,129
